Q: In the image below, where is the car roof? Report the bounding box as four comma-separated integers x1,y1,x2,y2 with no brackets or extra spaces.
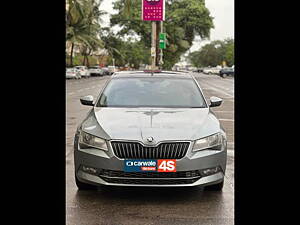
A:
112,70,193,79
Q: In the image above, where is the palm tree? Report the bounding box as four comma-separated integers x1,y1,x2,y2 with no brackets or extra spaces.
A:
123,0,135,18
66,0,105,66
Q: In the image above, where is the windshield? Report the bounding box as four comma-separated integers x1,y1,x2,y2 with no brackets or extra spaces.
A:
96,77,207,108
89,67,98,69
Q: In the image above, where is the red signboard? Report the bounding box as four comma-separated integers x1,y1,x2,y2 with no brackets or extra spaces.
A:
142,0,165,21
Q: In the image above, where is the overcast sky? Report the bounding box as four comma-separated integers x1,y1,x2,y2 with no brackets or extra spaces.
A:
100,0,234,52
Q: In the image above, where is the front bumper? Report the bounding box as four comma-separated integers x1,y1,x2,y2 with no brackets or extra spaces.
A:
74,136,227,187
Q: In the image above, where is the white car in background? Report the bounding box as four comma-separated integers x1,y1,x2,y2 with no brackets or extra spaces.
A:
203,67,221,75
88,66,103,76
66,68,81,79
102,67,110,75
75,66,90,78
108,66,116,75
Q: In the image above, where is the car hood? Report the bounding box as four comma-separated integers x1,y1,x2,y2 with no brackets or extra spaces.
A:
81,107,221,143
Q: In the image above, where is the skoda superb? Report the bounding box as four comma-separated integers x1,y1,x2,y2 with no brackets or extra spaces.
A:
74,71,227,190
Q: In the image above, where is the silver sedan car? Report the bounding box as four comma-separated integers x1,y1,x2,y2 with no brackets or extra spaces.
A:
74,71,227,190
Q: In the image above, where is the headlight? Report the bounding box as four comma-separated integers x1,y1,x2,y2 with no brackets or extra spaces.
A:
79,131,108,151
192,133,223,152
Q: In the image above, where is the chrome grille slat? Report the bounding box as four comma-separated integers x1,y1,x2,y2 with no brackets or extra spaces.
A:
177,143,182,159
137,143,141,158
111,141,189,159
169,144,173,158
183,143,188,158
133,143,137,158
173,143,178,158
129,143,134,158
164,144,168,159
121,143,126,158
117,143,122,158
126,143,130,158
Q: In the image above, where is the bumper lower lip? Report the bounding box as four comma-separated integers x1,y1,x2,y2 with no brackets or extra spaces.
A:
76,170,224,187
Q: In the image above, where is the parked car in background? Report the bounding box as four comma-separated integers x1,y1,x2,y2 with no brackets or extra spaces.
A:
75,66,90,78
88,66,103,76
102,67,110,75
108,66,116,75
66,68,81,79
203,67,221,75
203,68,212,74
219,67,234,78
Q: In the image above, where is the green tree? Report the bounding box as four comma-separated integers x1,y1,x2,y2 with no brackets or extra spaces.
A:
100,29,125,65
122,40,150,68
223,38,234,66
100,28,150,68
188,38,234,67
110,0,214,69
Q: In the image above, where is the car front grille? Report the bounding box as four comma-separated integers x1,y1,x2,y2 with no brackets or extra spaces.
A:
98,169,201,185
111,141,190,159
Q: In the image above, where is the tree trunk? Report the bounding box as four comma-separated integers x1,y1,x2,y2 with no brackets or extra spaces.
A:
86,48,92,67
82,54,86,66
86,56,89,67
70,42,74,67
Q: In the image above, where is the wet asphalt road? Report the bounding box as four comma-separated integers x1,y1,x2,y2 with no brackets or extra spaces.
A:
66,73,234,225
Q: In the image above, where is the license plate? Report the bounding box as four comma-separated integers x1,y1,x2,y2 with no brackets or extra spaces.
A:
124,159,176,172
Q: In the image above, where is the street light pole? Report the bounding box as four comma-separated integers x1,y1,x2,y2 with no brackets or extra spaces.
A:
151,21,157,70
159,21,164,68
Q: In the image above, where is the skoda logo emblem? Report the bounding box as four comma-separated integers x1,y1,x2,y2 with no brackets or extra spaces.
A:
147,137,154,143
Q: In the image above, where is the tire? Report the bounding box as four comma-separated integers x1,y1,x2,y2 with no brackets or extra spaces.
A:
223,74,227,78
75,175,97,190
205,180,224,191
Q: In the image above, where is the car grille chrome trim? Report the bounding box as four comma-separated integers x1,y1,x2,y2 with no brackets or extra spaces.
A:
110,141,190,159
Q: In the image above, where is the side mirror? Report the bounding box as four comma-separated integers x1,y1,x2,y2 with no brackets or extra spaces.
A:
80,95,94,106
209,96,223,107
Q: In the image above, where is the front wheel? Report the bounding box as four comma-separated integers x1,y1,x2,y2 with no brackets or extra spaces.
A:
75,175,97,190
205,180,224,191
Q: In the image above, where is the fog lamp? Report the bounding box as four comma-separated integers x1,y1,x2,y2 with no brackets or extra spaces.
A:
200,167,221,177
82,165,98,175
